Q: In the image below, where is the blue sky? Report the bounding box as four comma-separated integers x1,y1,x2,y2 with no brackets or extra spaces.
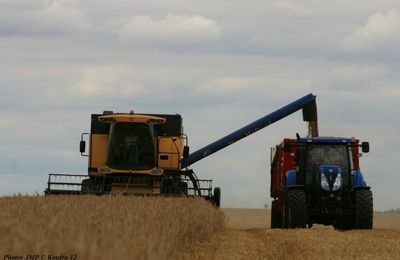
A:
0,0,399,210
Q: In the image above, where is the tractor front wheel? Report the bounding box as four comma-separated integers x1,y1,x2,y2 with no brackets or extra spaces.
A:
354,189,373,229
286,189,307,228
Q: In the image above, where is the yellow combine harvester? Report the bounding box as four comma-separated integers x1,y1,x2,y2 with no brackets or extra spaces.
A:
46,110,218,204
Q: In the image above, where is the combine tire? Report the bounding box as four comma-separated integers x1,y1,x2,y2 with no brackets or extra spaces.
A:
178,182,188,195
286,189,307,228
212,187,221,208
271,200,282,228
354,189,373,229
81,179,92,193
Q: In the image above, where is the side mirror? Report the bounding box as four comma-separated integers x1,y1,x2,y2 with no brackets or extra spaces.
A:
361,142,369,153
183,146,190,159
80,140,86,154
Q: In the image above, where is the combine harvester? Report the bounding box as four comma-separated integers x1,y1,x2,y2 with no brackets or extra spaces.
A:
46,92,372,228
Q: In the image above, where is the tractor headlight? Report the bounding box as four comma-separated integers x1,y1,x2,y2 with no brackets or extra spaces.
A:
332,173,342,191
321,173,330,191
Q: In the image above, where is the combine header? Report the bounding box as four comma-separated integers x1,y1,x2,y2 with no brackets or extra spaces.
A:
46,94,318,207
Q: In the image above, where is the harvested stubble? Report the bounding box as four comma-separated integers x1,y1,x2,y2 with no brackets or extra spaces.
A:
0,195,225,259
181,228,400,259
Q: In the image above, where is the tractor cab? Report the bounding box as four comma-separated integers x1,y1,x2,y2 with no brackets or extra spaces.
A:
298,139,353,192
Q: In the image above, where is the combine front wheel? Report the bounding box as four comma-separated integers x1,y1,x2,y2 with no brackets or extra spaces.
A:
212,187,221,207
81,178,92,193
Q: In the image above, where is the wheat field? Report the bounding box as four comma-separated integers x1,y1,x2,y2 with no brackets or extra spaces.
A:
0,196,225,260
1,196,399,260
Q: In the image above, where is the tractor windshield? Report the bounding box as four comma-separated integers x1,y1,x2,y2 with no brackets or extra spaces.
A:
304,144,351,187
107,122,155,170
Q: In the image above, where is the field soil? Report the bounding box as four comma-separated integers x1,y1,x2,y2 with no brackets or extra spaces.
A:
180,208,400,259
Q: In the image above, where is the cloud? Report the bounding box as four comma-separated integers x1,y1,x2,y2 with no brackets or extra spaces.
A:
0,0,92,35
0,113,20,130
198,76,312,101
315,65,387,91
118,14,221,44
273,1,312,16
343,9,400,52
66,67,145,98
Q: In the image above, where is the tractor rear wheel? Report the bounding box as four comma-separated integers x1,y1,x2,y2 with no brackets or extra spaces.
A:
287,189,307,228
282,193,289,228
271,200,282,228
354,189,373,229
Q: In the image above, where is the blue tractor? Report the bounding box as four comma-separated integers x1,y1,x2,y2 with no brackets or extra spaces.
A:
270,136,372,229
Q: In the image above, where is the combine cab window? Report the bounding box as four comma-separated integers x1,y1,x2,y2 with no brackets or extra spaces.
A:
108,123,155,170
304,144,351,188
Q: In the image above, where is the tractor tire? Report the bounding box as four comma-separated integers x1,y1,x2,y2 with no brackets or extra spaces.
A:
271,200,282,228
213,187,221,208
354,189,373,229
287,189,307,228
282,193,289,228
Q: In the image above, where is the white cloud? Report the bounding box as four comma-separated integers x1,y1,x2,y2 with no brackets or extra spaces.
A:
67,67,145,98
35,0,92,33
343,9,400,51
0,0,92,35
316,65,387,91
198,76,312,99
0,113,20,130
201,76,266,94
273,1,312,16
118,14,221,43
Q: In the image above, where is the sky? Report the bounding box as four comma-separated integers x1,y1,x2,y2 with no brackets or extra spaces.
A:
0,0,399,210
